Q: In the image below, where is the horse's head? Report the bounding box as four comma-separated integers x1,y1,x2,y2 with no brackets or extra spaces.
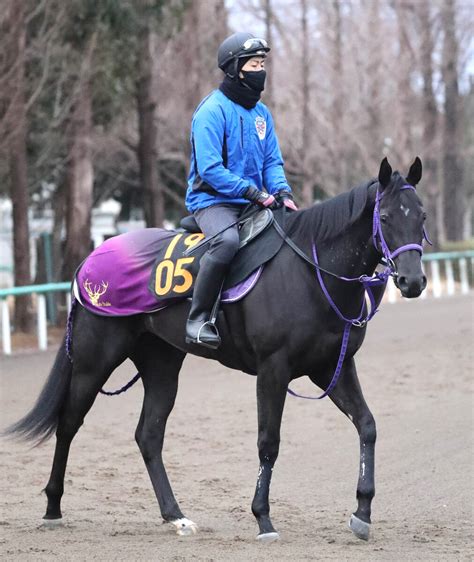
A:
375,157,427,298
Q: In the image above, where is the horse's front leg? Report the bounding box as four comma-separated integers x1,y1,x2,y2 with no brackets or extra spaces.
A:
311,357,376,541
251,358,290,542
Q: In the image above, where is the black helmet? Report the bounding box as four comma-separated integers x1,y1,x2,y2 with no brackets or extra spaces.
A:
217,32,270,75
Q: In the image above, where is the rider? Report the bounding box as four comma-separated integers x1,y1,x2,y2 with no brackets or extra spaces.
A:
185,31,297,349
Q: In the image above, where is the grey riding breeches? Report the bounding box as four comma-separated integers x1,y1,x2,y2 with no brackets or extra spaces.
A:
194,204,245,265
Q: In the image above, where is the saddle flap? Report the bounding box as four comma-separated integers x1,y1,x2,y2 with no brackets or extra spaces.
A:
238,209,273,248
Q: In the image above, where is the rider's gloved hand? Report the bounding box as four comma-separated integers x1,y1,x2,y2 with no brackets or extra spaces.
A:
276,189,298,211
243,186,279,210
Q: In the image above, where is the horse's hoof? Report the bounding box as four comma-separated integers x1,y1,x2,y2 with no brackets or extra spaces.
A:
256,531,280,543
170,517,198,536
40,517,63,529
349,514,370,541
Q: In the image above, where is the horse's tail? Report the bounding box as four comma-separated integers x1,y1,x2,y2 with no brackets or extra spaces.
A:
4,338,72,446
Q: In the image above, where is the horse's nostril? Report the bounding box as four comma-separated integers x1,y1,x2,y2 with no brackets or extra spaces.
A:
398,276,408,288
421,275,427,289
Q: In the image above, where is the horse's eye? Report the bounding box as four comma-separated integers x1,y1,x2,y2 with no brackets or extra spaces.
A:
380,214,388,223
422,212,427,221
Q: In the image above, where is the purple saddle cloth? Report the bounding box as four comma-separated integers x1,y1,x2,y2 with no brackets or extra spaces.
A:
74,228,262,316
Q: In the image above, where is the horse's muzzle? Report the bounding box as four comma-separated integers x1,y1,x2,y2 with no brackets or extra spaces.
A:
394,273,427,298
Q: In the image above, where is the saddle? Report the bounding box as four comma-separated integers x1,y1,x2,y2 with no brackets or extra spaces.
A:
175,206,286,290
180,208,273,249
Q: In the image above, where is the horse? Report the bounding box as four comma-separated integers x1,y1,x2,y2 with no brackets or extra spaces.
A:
6,157,427,542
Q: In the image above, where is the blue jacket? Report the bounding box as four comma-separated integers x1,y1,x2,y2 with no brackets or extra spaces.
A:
186,89,290,213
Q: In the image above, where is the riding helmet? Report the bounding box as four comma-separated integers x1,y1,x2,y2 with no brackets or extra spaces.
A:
217,32,270,75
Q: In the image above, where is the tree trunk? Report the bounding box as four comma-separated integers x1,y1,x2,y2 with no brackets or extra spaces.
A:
8,0,33,332
137,25,163,227
63,44,95,280
441,0,464,241
213,0,228,43
52,179,67,281
300,0,312,206
417,0,440,248
366,0,382,166
183,1,203,114
263,0,274,108
394,0,414,165
330,0,344,192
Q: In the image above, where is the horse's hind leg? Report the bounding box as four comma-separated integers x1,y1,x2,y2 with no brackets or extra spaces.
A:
311,357,376,541
130,334,195,536
44,313,136,525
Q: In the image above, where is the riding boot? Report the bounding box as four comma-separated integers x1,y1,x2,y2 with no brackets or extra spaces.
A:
185,254,228,349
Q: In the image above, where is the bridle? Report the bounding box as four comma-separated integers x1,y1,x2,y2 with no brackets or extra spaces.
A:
372,184,428,276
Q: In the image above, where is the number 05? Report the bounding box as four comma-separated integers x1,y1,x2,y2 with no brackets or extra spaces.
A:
155,257,195,296
173,257,195,293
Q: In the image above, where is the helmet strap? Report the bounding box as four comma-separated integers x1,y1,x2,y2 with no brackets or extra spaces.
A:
225,58,240,80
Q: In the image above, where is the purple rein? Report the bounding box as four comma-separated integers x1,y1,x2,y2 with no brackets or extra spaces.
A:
287,184,428,401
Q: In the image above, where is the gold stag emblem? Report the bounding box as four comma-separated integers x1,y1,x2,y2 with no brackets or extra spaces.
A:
83,279,109,306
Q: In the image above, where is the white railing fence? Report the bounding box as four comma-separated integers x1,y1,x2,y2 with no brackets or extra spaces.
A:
0,283,71,355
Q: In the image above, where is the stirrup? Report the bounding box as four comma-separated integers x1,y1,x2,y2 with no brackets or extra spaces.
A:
185,320,221,349
197,321,220,346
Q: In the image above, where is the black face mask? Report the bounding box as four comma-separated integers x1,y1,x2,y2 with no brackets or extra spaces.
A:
219,69,267,109
240,69,266,92
219,75,261,109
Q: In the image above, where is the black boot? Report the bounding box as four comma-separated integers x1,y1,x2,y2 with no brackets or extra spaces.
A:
185,254,228,349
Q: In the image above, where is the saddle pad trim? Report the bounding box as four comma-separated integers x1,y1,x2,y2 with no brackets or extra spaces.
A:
221,267,262,303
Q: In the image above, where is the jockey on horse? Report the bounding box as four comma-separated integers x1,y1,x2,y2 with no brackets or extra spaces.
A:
185,31,298,349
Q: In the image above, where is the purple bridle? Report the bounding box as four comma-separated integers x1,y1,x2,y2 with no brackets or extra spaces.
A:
287,183,428,401
373,184,424,268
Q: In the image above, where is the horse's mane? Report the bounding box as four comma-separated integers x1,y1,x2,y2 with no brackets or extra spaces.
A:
287,178,378,243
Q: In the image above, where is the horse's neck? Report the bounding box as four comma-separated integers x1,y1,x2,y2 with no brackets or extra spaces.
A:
322,212,379,278
292,206,380,280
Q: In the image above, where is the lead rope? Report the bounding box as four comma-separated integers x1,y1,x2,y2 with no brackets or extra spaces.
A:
287,323,353,400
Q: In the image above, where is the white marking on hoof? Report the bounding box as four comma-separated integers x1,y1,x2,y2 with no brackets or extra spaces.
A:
170,517,198,536
349,514,370,541
40,518,63,529
256,531,280,543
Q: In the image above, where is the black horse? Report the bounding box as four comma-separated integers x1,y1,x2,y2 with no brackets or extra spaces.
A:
6,157,427,542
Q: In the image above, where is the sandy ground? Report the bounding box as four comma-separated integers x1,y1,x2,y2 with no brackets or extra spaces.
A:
1,296,473,561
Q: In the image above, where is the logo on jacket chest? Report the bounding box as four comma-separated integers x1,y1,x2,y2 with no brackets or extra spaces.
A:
255,116,266,140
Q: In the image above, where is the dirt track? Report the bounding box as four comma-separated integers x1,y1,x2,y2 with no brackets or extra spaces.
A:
1,296,473,561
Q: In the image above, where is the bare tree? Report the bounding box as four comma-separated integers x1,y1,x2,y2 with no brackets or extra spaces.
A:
417,0,440,247
441,0,464,241
328,0,344,191
263,0,274,108
393,0,414,164
137,24,163,227
5,0,33,331
62,34,96,280
300,0,312,206
365,0,383,166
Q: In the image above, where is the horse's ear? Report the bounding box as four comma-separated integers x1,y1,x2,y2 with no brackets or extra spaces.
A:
406,156,422,187
378,157,392,189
